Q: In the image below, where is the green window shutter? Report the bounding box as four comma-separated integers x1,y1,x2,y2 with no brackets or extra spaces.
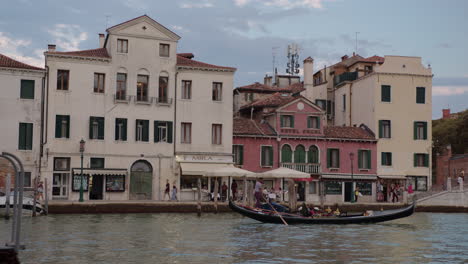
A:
55,115,61,138
268,147,273,166
381,152,386,165
317,117,320,129
89,117,95,139
20,80,35,99
167,122,173,143
280,116,284,127
381,85,391,102
261,146,266,166
327,149,331,168
115,119,119,140
414,154,417,167
417,87,425,104
378,120,383,138
135,120,139,141
337,149,340,168
388,153,392,166
388,120,391,138
367,150,371,169
142,120,149,142
413,121,418,140
358,150,362,169
122,119,127,141
18,123,26,149
65,116,70,138
307,117,311,128
239,146,244,165
23,123,33,150
98,117,105,140
423,122,427,140
291,116,295,128
424,154,429,167
154,121,160,142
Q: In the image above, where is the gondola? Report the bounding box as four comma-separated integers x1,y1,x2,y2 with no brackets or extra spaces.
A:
229,200,415,224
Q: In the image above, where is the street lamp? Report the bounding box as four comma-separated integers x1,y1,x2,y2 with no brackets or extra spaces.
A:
349,152,355,203
79,139,85,202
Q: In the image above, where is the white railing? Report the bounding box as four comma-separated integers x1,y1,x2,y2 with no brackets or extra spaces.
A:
281,163,321,174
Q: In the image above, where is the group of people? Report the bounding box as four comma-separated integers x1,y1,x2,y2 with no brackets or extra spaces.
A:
299,203,341,217
164,180,178,201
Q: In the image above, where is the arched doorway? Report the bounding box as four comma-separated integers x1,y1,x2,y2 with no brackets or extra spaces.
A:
130,160,153,200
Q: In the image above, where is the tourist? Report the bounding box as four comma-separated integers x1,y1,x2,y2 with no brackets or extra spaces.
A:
221,182,228,202
171,185,178,201
254,178,264,207
458,175,464,191
391,184,399,203
408,183,414,194
354,186,360,202
164,179,171,201
36,181,44,200
268,188,276,203
231,180,238,201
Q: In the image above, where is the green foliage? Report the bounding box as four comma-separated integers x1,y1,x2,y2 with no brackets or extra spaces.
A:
433,110,468,155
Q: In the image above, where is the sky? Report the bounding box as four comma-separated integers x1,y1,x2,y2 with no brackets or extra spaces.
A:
1,0,467,119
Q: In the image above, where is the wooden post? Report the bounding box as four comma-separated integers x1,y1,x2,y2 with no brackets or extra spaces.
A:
44,178,49,215
247,180,254,207
197,177,202,217
32,177,37,217
213,177,219,213
242,176,247,205
288,179,297,212
5,173,11,219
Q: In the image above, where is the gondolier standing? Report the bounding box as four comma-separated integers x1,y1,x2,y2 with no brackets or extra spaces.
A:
254,178,264,207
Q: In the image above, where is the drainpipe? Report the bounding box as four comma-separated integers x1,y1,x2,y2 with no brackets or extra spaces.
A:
38,70,46,181
349,82,353,126
173,71,179,192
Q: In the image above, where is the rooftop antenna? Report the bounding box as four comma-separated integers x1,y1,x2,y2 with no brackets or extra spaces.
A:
286,43,300,76
105,15,111,29
355,32,360,55
272,46,279,78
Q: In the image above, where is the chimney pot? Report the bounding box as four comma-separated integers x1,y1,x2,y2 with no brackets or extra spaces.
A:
341,55,349,61
48,44,56,52
99,33,105,48
442,108,451,119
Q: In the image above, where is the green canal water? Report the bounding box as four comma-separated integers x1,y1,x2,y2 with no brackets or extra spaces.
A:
1,213,468,263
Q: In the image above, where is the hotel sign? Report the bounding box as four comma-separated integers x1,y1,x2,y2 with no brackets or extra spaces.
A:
177,154,233,163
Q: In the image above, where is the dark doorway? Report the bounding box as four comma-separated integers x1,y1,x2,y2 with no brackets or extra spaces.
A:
89,174,104,200
344,182,353,202
130,160,153,200
297,182,305,201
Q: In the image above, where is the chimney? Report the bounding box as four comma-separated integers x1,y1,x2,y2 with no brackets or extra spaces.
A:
264,75,272,86
442,109,451,119
99,33,105,48
303,56,314,100
341,55,348,61
48,44,56,52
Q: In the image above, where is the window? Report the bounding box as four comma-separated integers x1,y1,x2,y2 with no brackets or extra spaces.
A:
154,121,173,143
212,82,222,101
57,70,69,90
54,157,70,171
261,146,273,167
294,145,306,163
137,75,149,102
358,150,371,169
414,121,427,140
20,80,35,99
115,118,127,141
308,146,319,164
356,182,372,195
23,172,31,188
159,76,168,103
159,43,170,57
364,65,373,75
212,124,222,145
233,145,244,165
116,73,127,100
55,115,70,138
181,175,208,190
327,149,340,168
89,116,105,140
181,80,192,99
18,123,33,150
181,122,192,144
416,87,425,104
408,176,427,191
325,181,342,194
94,73,105,93
117,39,128,53
379,120,391,138
52,173,68,197
135,120,149,142
244,93,254,102
414,153,429,167
382,152,392,166
90,158,105,169
342,94,346,111
280,115,294,128
315,99,326,110
281,145,292,163
381,85,391,102
309,181,317,194
307,116,320,129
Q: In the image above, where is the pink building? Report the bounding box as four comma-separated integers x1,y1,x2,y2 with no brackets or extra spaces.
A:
233,93,378,204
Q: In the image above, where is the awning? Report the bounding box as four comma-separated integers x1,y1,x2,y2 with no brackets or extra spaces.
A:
72,168,127,176
257,167,310,179
321,174,377,180
179,162,234,176
205,165,256,178
378,175,407,180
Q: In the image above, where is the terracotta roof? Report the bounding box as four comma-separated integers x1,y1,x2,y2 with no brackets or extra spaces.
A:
176,55,236,71
240,92,298,110
46,48,110,59
361,55,385,63
324,126,375,140
177,53,194,59
288,82,305,94
233,117,276,136
0,53,43,71
236,82,291,93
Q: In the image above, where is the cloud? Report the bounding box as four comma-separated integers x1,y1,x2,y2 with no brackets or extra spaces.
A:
436,43,451,49
234,0,332,9
121,0,148,11
0,32,44,67
234,0,251,6
180,0,214,8
46,24,88,51
433,86,468,96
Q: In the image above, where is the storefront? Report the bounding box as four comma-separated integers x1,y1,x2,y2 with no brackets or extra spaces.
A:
321,174,377,204
377,175,407,203
71,168,127,200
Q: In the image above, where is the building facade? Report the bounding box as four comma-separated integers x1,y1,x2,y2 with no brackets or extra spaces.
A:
0,54,45,189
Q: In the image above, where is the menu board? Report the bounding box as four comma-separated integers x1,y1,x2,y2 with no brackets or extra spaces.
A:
72,174,89,192
325,181,342,195
356,182,372,195
106,175,125,192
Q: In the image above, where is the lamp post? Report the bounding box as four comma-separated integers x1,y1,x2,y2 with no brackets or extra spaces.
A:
79,139,85,202
349,152,355,203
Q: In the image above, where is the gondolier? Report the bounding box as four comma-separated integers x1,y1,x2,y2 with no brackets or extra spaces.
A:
254,178,264,207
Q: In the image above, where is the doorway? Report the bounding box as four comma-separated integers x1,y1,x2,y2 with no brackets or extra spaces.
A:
130,160,153,200
89,174,104,200
344,182,353,202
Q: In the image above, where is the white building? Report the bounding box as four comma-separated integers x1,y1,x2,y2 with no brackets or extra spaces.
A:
0,54,45,188
42,15,235,201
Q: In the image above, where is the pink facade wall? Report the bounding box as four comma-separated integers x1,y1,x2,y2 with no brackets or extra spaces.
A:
233,136,279,173
275,99,325,137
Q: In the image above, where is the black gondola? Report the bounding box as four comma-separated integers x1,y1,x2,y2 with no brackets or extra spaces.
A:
229,200,415,224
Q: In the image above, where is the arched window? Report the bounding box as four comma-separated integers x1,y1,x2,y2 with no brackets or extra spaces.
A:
281,145,292,163
158,71,169,103
308,145,319,164
294,145,306,163
131,160,153,172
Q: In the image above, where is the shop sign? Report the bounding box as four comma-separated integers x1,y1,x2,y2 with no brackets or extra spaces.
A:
177,154,232,163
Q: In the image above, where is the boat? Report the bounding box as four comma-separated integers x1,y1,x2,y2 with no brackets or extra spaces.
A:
229,200,415,224
0,192,45,215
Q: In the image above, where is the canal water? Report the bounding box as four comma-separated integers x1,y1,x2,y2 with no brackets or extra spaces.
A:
1,213,468,263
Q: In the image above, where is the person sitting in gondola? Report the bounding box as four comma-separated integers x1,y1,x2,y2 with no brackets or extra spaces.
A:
334,207,341,216
299,202,311,217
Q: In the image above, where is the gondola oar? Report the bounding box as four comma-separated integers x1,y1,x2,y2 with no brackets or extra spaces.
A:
265,195,288,226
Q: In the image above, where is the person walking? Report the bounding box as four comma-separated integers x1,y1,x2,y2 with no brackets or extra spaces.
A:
36,181,44,200
354,186,360,202
164,180,171,201
231,180,238,201
171,185,178,201
221,182,228,202
254,178,264,208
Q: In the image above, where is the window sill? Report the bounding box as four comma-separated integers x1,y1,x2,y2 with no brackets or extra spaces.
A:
359,169,370,172
54,137,70,140
261,166,273,168
92,92,105,95
414,139,428,141
135,101,152,105
155,141,172,144
116,52,128,55
180,142,192,144
56,90,70,93
381,165,393,167
19,98,35,101
380,101,392,104
156,103,172,107
17,149,33,152
114,140,127,143
135,141,150,144
212,100,223,103
89,139,105,141
180,98,192,101
329,168,339,171
114,100,130,104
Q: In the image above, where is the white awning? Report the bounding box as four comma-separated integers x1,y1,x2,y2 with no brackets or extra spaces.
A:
257,167,310,179
321,174,377,180
205,165,256,178
179,162,234,176
72,169,127,176
378,175,407,180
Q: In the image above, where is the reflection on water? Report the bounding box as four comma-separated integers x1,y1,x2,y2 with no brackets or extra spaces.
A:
1,213,467,263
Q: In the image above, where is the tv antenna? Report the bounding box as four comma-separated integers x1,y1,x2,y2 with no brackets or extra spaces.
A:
286,43,300,75
272,46,279,77
105,15,111,29
355,32,360,54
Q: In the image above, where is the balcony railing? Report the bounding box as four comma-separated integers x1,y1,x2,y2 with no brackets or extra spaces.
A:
281,163,321,174
114,93,131,103
155,97,173,105
334,71,358,87
134,95,152,104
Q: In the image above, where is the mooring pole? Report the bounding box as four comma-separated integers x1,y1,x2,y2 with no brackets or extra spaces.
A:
32,177,37,217
5,173,11,220
197,177,202,217
1,155,19,246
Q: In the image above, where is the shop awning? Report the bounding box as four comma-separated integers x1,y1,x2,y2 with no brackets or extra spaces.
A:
321,174,377,180
205,165,255,178
378,175,407,180
72,168,127,176
257,167,310,179
179,162,234,176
